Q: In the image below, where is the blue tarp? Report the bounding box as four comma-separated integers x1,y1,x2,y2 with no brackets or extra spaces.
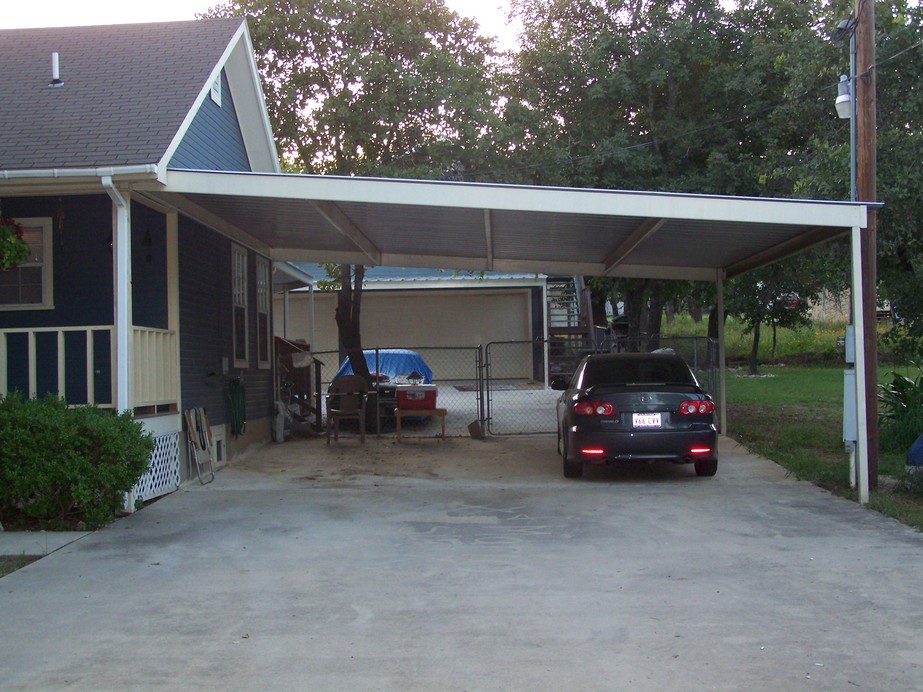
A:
334,349,433,383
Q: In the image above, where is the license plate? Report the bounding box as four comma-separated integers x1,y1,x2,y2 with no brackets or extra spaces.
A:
632,413,662,428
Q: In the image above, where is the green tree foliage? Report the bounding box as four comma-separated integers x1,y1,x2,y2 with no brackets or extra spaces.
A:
207,0,500,178
725,255,827,374
764,0,923,357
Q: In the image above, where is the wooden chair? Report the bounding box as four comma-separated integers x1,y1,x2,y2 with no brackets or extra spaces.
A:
325,375,369,443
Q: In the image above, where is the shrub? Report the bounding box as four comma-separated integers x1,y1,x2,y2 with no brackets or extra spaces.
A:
878,365,923,453
0,393,154,530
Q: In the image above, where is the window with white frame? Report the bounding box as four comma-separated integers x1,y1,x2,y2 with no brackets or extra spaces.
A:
256,256,271,367
232,245,248,367
0,217,53,309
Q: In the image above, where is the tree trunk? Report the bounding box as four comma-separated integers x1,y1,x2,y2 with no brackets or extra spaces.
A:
749,322,761,376
706,305,722,367
689,299,703,323
623,279,649,352
335,264,371,382
589,286,609,327
647,280,665,351
771,324,778,363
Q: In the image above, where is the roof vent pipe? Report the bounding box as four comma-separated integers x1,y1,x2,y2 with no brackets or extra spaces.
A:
49,52,63,88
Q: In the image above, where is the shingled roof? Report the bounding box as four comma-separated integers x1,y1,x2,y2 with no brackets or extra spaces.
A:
0,19,247,170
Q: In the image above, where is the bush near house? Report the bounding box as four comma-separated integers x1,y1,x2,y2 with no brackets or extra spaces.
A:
0,394,153,530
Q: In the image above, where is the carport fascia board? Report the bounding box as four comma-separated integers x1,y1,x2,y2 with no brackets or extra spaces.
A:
161,169,869,229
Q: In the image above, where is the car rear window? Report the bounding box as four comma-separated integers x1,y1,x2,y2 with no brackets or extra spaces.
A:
582,358,695,387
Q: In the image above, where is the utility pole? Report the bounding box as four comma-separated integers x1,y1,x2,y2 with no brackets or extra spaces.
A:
856,0,878,489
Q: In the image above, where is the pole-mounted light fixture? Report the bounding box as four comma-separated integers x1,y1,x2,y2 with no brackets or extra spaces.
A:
835,75,852,119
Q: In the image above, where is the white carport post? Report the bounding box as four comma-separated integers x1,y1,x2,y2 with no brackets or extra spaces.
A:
307,283,316,349
102,177,131,413
282,288,291,339
716,270,727,435
850,224,870,504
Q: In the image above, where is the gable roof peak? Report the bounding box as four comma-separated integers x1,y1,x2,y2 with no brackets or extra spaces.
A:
0,18,278,174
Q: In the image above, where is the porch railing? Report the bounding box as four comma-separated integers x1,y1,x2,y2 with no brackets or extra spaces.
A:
0,325,178,410
132,326,179,409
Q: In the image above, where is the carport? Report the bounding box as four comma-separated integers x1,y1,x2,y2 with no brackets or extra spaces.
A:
133,169,874,500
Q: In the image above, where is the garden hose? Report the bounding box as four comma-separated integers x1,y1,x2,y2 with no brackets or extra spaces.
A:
228,376,247,437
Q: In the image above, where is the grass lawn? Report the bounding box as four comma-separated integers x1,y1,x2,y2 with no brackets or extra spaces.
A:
725,364,923,531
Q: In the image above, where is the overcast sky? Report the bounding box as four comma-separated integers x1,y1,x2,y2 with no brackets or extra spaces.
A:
1,0,520,48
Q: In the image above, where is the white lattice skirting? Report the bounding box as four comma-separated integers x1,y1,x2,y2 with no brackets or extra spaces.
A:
133,432,181,502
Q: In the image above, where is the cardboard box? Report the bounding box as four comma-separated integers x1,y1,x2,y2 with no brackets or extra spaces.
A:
395,384,437,410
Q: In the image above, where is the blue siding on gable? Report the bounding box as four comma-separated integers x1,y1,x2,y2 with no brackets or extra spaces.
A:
168,70,251,172
178,216,271,429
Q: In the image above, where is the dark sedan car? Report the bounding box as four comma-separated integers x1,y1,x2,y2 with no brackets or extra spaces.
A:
552,352,718,479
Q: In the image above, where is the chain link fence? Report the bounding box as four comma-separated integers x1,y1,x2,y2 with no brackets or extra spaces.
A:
309,335,718,439
313,346,482,439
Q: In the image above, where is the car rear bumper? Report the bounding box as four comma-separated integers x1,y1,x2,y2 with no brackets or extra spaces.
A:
566,426,718,464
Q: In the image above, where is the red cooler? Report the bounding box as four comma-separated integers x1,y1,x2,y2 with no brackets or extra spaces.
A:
396,384,437,410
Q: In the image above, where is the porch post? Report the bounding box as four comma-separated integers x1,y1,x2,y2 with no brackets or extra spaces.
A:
103,177,131,412
166,212,180,412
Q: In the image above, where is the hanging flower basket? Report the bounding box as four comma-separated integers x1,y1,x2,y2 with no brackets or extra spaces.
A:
0,216,29,270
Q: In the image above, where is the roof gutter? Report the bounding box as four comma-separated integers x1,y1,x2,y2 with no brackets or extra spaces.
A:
0,165,162,192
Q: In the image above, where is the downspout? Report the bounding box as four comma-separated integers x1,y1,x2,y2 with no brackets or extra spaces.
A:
101,176,131,413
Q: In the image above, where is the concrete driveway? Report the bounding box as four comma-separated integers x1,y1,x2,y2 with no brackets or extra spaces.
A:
1,435,922,691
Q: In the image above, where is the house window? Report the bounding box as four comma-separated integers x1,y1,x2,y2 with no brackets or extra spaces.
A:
256,256,271,368
0,217,53,309
232,245,248,367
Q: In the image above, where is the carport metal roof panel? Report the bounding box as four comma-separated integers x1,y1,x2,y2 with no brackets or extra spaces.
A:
145,169,869,282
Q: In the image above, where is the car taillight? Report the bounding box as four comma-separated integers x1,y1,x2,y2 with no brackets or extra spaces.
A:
690,447,712,455
677,400,715,415
573,401,616,416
